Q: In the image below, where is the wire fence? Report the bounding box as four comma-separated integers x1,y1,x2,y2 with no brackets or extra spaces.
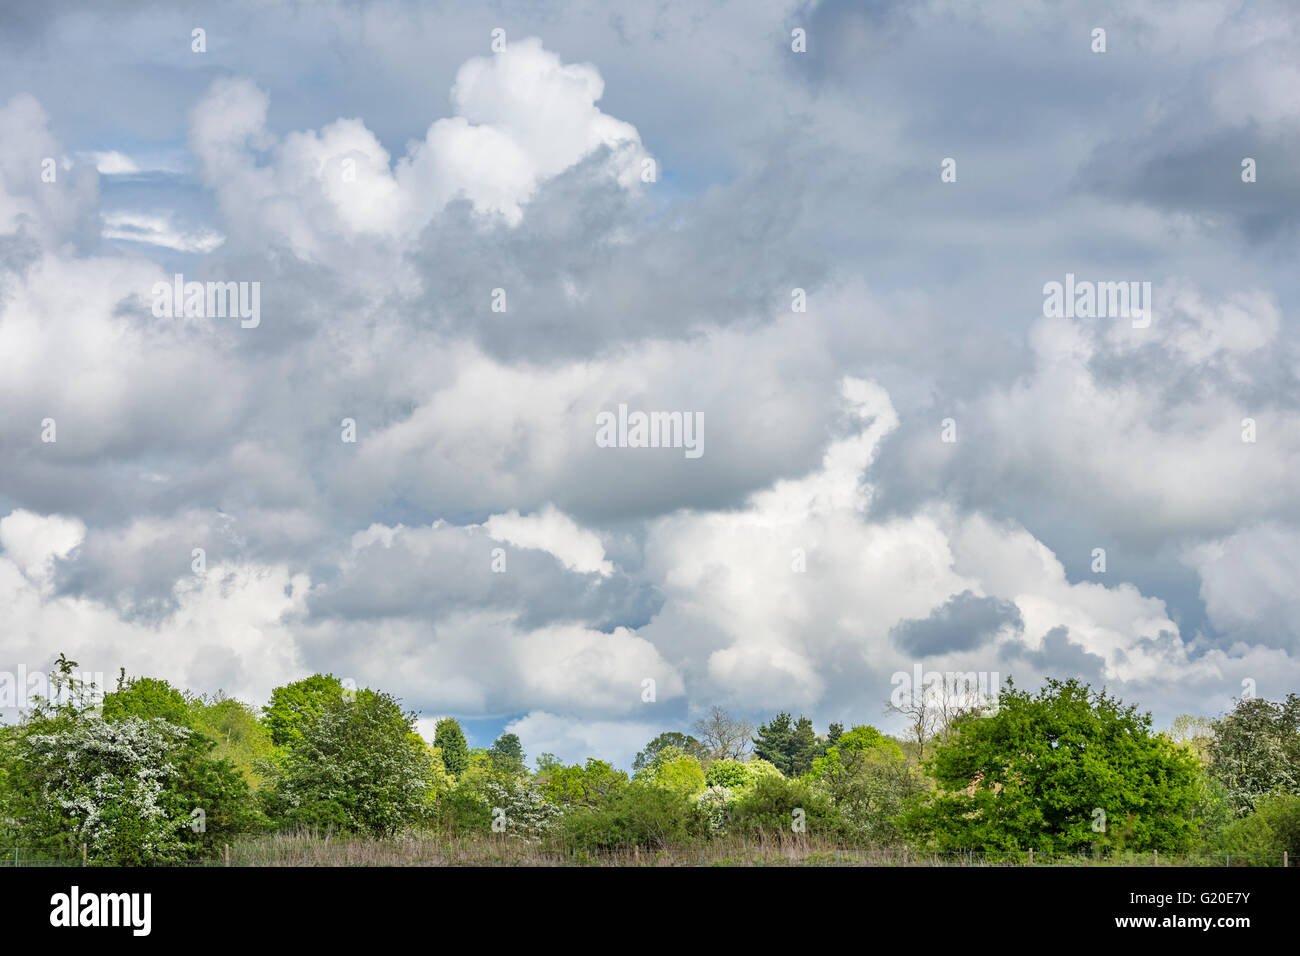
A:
0,843,1292,867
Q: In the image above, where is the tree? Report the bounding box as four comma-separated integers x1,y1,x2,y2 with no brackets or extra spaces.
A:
103,675,190,725
633,747,706,797
488,732,526,776
539,759,628,808
752,713,820,776
434,718,470,777
633,732,704,772
791,716,820,776
1209,695,1300,815
692,707,754,761
905,678,1203,853
752,713,795,774
20,717,192,864
481,777,561,842
266,691,435,837
261,674,345,747
809,725,917,842
188,692,276,789
1168,714,1215,765
534,752,564,774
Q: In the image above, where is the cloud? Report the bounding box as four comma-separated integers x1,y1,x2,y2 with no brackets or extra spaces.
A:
891,590,1023,656
2,4,1300,751
483,505,615,576
187,37,650,260
101,211,225,252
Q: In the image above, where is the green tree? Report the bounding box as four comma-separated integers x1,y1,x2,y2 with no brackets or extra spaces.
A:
791,715,820,776
633,747,707,797
1208,695,1300,816
809,725,916,842
103,674,191,724
540,759,629,808
905,678,1203,854
752,713,796,774
265,691,435,837
434,718,470,777
753,713,821,776
633,732,704,772
488,732,526,776
187,692,276,789
261,674,345,747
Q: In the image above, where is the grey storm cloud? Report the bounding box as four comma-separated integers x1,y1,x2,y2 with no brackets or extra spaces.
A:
890,590,1023,656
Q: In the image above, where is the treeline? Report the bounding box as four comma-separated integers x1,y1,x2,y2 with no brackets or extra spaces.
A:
1,656,1297,864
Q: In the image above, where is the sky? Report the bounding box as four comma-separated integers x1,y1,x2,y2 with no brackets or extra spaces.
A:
1,0,1298,768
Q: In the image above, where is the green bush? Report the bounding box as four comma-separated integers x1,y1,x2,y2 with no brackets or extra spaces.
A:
551,781,706,853
705,759,750,789
1211,793,1300,864
434,785,494,836
727,773,844,839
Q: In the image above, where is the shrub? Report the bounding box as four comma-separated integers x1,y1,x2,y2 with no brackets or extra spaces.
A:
633,747,706,797
552,781,706,853
697,785,734,830
728,773,844,839
705,759,750,790
1211,793,1300,864
480,777,562,842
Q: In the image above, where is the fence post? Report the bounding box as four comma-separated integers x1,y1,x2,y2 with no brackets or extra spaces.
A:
1284,851,1288,868
1028,848,1033,866
81,843,87,867
224,843,230,867
1153,849,1157,867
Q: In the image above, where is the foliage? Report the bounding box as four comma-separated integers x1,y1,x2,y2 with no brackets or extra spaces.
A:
481,777,562,842
904,679,1203,853
187,692,277,789
632,747,706,797
728,773,843,838
552,781,707,853
1211,792,1300,861
697,785,734,830
808,725,917,843
1208,695,1300,816
633,731,704,772
539,759,628,808
705,759,751,789
488,732,526,776
261,674,345,748
752,712,821,776
264,691,435,837
434,718,470,777
18,717,191,865
103,674,190,725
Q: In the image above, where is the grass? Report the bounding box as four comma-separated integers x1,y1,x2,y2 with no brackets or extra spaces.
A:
176,832,1290,867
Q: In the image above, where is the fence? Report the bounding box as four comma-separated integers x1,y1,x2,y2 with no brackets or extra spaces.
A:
0,842,1291,867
